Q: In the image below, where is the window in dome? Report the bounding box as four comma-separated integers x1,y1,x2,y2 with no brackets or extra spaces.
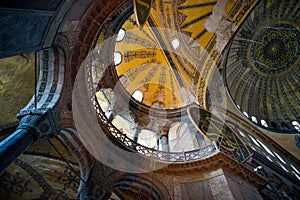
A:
237,129,246,137
243,111,249,117
257,139,275,157
95,88,115,118
292,171,300,181
290,164,300,175
112,111,136,140
261,119,268,127
266,155,273,162
249,135,261,147
137,129,158,149
132,90,143,102
251,116,258,123
237,105,240,109
279,163,289,173
274,152,286,164
114,51,122,66
116,28,126,42
171,39,180,49
251,146,257,151
292,121,300,132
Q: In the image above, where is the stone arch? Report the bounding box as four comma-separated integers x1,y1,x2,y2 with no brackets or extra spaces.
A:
22,46,64,110
57,128,93,195
113,174,171,200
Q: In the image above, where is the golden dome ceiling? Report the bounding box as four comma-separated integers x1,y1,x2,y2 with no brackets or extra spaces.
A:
112,0,259,109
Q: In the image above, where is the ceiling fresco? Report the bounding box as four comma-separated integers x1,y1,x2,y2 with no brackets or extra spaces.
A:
112,0,259,109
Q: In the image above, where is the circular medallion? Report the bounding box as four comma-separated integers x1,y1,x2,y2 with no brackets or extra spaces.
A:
251,24,300,74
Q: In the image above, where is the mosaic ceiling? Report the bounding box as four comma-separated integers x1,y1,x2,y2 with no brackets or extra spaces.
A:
223,0,300,133
113,0,258,109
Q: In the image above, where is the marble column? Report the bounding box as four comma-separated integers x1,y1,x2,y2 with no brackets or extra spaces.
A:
0,108,61,174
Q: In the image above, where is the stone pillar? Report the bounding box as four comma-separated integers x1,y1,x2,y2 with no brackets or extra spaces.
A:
159,126,170,152
0,129,34,173
0,108,61,174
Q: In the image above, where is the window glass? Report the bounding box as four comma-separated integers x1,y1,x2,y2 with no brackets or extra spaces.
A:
114,51,122,65
132,90,143,102
251,116,258,123
257,139,275,156
172,39,180,49
116,28,126,42
261,119,268,127
137,129,158,149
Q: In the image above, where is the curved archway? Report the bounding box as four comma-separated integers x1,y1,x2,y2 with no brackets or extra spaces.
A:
22,47,64,110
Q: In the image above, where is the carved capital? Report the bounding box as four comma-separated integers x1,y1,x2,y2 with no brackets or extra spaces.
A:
16,107,62,141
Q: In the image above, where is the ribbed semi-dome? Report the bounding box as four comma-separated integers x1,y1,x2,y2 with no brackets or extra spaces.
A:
224,0,300,133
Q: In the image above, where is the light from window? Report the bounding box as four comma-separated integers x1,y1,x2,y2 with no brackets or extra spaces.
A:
114,52,122,65
132,90,143,102
249,135,261,147
261,119,268,127
251,146,256,151
243,111,249,117
116,28,126,42
274,152,286,164
279,163,289,172
137,130,158,149
290,164,300,175
292,171,300,181
237,105,240,109
172,39,180,49
251,116,258,123
292,121,300,132
237,129,246,137
257,139,275,157
266,155,273,162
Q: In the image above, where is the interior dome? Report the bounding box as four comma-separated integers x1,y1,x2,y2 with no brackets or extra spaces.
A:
223,0,300,133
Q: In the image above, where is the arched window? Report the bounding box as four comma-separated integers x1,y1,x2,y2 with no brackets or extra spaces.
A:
251,116,258,123
290,164,300,175
292,121,300,132
171,39,180,49
112,110,136,140
243,111,249,118
132,90,143,102
274,152,286,164
257,139,275,157
279,163,289,172
249,135,261,147
237,129,246,137
95,88,115,118
261,119,268,127
114,51,122,65
116,28,126,42
137,129,158,149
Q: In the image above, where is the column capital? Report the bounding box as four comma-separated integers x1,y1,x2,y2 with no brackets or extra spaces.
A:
16,107,62,141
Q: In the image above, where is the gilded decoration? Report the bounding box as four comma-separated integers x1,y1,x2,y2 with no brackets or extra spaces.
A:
251,24,300,75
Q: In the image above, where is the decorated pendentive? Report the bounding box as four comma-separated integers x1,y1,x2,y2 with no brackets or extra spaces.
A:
133,0,154,27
